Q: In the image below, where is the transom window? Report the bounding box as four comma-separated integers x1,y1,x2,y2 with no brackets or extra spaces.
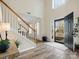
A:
52,0,66,9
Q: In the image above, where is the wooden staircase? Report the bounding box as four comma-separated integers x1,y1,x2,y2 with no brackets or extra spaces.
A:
0,0,37,52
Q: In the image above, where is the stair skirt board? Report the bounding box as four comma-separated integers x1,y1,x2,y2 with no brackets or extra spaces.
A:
18,37,36,53
7,31,36,53
18,36,36,53
18,46,36,53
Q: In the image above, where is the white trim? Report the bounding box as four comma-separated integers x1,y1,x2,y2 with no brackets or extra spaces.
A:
18,46,36,53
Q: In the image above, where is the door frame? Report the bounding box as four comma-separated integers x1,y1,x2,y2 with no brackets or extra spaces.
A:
54,18,64,44
53,12,75,51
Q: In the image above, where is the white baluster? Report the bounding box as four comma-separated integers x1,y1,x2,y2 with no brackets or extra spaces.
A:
1,4,5,22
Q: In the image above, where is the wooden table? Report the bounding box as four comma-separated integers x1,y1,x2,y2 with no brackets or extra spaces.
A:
0,40,19,59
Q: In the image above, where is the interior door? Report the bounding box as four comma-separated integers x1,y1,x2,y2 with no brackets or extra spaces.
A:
64,12,74,50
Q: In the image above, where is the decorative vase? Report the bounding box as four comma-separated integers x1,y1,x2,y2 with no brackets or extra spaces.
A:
0,44,9,53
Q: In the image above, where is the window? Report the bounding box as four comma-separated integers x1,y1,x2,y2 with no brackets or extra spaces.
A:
0,5,2,22
52,0,66,9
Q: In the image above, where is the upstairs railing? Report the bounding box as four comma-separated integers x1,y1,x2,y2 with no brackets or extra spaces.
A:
0,0,37,43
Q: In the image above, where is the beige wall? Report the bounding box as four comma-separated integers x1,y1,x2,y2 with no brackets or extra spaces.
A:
3,0,44,18
2,0,79,41
3,0,45,40
44,0,79,41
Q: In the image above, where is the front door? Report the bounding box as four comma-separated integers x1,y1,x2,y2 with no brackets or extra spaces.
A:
64,12,74,50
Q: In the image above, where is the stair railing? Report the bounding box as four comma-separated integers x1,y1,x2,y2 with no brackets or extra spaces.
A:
0,0,37,44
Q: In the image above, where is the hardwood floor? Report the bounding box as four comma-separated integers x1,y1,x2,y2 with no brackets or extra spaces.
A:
16,42,79,59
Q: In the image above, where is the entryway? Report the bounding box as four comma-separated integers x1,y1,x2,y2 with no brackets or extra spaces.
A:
54,18,64,44
53,12,74,50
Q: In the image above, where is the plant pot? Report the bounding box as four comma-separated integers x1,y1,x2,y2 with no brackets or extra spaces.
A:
0,44,9,53
42,36,48,42
75,44,79,49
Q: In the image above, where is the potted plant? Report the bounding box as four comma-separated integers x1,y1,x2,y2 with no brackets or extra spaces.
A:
73,17,79,49
42,36,48,42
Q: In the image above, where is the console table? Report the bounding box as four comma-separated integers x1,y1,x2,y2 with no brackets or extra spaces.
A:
0,40,19,59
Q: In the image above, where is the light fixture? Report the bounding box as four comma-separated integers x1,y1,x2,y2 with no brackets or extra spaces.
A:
0,23,10,40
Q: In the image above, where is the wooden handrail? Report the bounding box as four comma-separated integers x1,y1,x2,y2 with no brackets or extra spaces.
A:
0,0,35,31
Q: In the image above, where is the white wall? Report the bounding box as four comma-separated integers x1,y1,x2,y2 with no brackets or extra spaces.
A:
44,0,79,41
